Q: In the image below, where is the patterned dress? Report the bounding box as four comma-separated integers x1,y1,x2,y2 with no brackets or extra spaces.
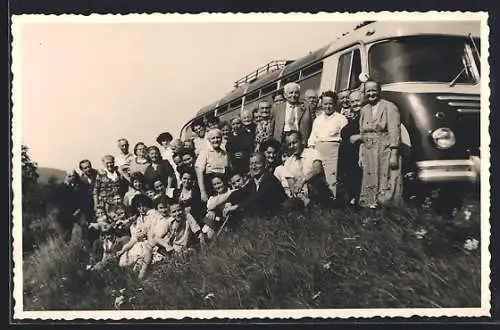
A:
93,169,126,210
254,119,275,147
358,99,403,207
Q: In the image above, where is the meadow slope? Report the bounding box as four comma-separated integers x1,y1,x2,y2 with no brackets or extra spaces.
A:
22,199,481,311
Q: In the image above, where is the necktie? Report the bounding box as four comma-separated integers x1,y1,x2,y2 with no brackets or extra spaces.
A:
287,105,297,131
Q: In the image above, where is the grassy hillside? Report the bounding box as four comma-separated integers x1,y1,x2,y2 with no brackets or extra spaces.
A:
22,200,481,310
36,167,66,185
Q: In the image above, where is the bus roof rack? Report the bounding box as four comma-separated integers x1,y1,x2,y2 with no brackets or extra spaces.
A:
233,60,292,88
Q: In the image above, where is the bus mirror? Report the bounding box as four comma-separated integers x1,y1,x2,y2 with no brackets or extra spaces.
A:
359,72,369,83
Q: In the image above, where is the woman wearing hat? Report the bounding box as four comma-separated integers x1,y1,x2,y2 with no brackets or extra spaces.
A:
156,132,174,165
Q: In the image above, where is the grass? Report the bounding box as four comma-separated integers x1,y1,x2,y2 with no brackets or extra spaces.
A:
22,199,481,310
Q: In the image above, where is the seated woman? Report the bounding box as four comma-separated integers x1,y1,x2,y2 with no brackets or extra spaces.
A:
152,178,175,200
115,194,164,279
151,202,205,255
144,146,177,191
259,139,282,172
173,169,205,222
123,172,145,211
119,142,150,182
195,128,230,202
201,174,242,240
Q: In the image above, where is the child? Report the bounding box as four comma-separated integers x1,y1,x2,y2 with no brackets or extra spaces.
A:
145,189,156,201
229,172,248,190
152,202,205,254
152,178,175,200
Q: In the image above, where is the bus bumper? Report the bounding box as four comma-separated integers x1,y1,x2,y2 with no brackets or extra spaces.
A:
416,157,480,184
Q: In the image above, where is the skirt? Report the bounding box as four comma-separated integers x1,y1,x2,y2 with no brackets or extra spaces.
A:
315,141,341,198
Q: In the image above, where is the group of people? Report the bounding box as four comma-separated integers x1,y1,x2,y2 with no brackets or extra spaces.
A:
53,80,403,279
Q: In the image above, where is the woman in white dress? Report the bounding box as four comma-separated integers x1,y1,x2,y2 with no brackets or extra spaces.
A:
116,194,166,279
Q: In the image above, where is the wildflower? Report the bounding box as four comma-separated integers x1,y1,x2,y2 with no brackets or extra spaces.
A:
119,288,126,294
463,208,472,221
464,238,479,251
61,276,68,281
204,293,215,300
322,262,332,270
415,228,428,239
312,291,321,300
85,264,92,271
114,295,125,309
354,245,362,251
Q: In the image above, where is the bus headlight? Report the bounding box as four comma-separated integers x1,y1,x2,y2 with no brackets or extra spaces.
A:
431,127,456,149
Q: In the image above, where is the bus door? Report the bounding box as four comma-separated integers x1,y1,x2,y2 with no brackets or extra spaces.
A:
332,44,366,95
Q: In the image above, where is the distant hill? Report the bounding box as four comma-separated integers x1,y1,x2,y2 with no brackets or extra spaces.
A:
37,167,66,185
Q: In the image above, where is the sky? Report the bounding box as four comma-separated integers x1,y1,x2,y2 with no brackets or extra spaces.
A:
16,18,359,171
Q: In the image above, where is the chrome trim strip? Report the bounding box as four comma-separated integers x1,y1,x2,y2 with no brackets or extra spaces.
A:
436,95,480,101
448,101,480,107
456,108,480,114
417,159,474,168
418,170,478,183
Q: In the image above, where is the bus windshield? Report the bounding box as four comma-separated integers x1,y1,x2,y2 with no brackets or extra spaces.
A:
369,36,480,85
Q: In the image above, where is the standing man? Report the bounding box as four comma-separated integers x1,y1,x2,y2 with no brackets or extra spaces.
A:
192,120,208,157
338,89,352,117
115,138,133,168
272,82,313,144
54,170,85,243
78,159,99,246
304,89,321,120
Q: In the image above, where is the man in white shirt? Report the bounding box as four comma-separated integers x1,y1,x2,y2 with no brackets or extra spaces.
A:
283,130,333,205
115,138,133,168
272,82,313,143
192,121,208,157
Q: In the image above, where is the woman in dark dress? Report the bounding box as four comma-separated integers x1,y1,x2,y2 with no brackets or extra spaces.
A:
143,146,177,190
338,89,364,205
172,169,205,222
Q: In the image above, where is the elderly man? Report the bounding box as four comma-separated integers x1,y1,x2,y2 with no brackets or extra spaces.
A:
304,89,321,120
272,82,313,143
115,138,133,168
283,130,333,205
229,152,287,214
338,89,352,117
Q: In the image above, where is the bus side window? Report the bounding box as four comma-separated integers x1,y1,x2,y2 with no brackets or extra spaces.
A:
335,48,362,91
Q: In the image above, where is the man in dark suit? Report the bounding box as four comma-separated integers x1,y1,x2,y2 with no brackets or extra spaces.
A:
78,159,100,245
229,152,287,214
272,82,313,144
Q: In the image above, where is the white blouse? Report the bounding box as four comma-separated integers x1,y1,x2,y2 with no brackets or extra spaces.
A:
307,112,348,147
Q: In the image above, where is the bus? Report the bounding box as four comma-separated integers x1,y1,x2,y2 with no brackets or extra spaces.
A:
180,20,482,203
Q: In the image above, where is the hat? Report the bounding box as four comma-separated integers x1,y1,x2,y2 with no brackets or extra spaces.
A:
156,132,173,144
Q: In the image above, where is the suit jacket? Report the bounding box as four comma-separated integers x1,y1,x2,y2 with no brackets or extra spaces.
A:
272,101,313,143
229,171,287,214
